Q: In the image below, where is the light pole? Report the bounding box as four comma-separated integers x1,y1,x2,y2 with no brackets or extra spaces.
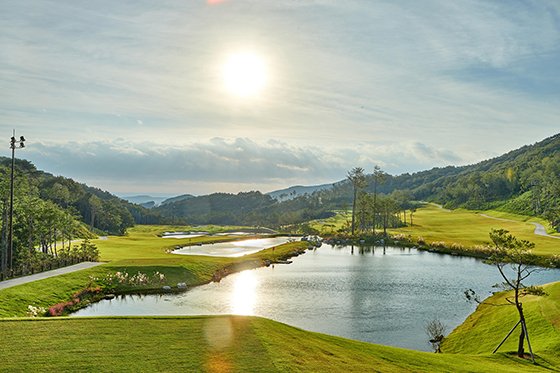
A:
7,130,25,274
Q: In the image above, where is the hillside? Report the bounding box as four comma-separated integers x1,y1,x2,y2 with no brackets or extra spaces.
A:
154,191,333,226
160,193,195,206
337,134,560,228
122,195,170,208
0,157,168,235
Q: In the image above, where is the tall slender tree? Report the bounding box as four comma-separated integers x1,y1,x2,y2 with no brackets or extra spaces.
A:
371,165,387,234
465,229,545,362
347,167,366,235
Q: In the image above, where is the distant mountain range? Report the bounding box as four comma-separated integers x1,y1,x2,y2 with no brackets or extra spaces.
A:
124,183,338,208
122,195,169,208
64,132,559,231
123,194,195,208
266,183,339,201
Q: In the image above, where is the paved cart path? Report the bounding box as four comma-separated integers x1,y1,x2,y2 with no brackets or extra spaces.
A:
479,214,560,239
0,262,103,290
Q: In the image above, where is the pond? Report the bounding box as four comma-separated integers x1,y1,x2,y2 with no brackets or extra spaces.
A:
172,237,290,257
72,245,560,351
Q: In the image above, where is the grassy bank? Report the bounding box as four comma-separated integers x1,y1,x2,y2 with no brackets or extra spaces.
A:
0,316,554,372
443,281,560,367
312,204,560,258
392,204,559,257
0,226,307,317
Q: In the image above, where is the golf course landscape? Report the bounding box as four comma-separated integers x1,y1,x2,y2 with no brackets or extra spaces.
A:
1,203,559,372
3,1,560,371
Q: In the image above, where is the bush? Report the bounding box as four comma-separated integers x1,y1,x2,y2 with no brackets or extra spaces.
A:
91,271,166,291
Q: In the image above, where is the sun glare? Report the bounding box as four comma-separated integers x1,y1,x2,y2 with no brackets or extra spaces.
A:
222,52,267,97
231,270,257,315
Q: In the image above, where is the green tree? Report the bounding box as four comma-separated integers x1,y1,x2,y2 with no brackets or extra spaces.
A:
88,194,103,229
371,165,387,234
75,238,99,261
347,167,366,236
486,229,544,362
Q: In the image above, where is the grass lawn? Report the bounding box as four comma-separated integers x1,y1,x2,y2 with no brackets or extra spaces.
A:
95,224,269,261
392,204,560,257
311,204,560,258
443,281,560,367
0,315,554,372
0,225,307,317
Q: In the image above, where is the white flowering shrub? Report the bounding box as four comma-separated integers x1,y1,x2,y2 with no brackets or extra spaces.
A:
92,271,167,290
27,305,46,317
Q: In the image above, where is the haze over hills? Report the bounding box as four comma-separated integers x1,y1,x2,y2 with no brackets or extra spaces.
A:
267,183,339,201
160,194,196,206
122,195,170,208
122,194,195,209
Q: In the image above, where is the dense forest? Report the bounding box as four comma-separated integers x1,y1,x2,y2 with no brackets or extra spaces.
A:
155,191,334,227
0,158,169,277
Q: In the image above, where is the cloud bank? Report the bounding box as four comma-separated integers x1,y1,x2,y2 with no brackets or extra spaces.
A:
24,138,469,195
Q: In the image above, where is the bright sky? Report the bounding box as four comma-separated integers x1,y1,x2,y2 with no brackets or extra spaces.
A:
1,0,559,196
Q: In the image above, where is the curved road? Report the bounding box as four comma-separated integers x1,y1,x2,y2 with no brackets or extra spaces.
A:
0,261,103,290
531,222,560,239
479,213,560,240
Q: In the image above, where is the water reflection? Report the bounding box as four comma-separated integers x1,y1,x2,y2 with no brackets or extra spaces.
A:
231,270,257,315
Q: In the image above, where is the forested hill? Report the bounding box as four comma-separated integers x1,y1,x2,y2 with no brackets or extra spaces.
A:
352,133,559,230
154,191,333,226
404,133,559,227
0,157,167,235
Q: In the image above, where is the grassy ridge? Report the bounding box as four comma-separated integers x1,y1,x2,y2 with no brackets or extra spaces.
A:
0,316,553,372
443,281,560,367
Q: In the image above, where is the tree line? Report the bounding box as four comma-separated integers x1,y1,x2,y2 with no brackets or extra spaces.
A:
347,166,417,236
0,158,169,278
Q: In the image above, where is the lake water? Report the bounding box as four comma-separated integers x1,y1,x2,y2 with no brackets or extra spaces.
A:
162,233,207,239
172,237,290,257
72,245,560,351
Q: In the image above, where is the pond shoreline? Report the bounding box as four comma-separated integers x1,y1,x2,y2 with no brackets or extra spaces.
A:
64,242,310,316
323,235,560,268
71,244,560,351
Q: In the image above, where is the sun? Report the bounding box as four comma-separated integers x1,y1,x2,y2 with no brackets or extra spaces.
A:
222,52,267,97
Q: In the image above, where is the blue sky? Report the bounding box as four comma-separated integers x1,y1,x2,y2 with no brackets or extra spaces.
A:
1,0,559,196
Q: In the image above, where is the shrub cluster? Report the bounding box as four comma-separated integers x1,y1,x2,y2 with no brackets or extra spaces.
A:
90,271,166,291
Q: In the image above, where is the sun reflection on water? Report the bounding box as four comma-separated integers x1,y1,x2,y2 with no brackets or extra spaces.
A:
231,270,257,315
